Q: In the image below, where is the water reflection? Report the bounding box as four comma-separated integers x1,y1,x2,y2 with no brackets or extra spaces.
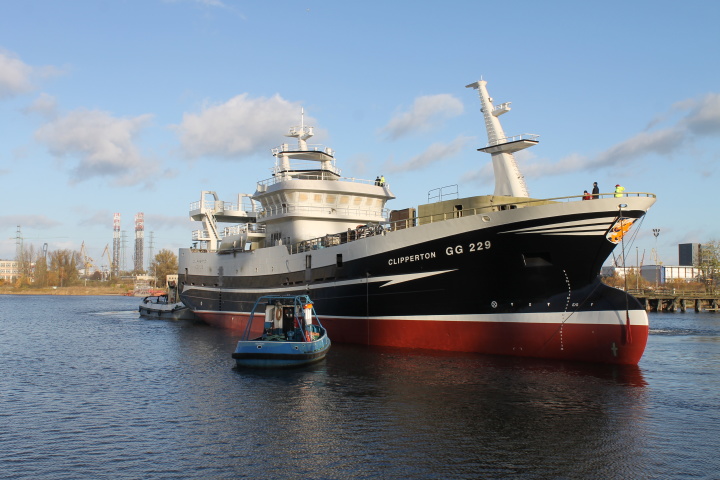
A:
7,297,718,479
215,343,650,479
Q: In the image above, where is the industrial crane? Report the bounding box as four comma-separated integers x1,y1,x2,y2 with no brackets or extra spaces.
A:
101,244,114,280
79,242,95,279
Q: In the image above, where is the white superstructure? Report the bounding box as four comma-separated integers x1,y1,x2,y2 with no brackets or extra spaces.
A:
189,112,395,253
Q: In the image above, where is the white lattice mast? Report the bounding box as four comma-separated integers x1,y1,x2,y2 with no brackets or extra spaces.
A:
112,213,121,277
134,213,144,272
466,79,538,197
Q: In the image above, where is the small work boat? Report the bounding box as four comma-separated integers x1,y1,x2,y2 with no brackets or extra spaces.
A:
138,294,196,321
232,295,331,368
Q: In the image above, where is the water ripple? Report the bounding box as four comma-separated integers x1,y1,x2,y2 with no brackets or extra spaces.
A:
1,297,719,479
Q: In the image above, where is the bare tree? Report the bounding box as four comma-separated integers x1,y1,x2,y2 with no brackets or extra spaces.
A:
34,256,49,287
15,244,36,285
49,249,81,287
699,241,720,291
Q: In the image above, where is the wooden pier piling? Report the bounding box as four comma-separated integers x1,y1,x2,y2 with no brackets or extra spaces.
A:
629,290,720,313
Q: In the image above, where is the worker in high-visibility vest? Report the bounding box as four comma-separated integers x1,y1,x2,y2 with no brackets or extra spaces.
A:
614,184,625,197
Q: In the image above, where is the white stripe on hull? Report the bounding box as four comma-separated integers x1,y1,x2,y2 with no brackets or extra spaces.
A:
192,310,648,327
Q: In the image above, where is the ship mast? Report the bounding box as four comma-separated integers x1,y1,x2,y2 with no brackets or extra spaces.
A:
466,79,538,197
273,108,338,177
286,107,313,151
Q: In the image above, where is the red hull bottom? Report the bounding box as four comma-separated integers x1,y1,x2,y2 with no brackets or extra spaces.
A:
196,310,648,365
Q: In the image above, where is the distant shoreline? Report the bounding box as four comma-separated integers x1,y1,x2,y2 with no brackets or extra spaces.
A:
0,286,136,296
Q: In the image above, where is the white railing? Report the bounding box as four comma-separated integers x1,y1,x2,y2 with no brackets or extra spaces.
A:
283,192,657,255
258,204,389,220
192,223,266,242
191,192,656,254
256,173,384,189
271,142,333,155
223,224,266,236
189,197,257,215
487,133,539,147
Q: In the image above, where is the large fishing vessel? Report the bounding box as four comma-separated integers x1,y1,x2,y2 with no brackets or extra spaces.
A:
178,79,656,365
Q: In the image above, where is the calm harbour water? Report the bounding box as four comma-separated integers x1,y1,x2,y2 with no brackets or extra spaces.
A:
1,295,719,480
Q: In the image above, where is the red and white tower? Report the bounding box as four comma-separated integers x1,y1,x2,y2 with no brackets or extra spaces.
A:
112,213,121,277
134,213,144,272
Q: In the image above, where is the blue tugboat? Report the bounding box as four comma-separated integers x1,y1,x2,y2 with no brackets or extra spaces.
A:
232,295,331,368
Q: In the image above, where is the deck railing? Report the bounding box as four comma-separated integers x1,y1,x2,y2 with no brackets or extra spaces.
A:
487,133,539,146
256,173,385,189
258,204,390,220
284,192,656,254
191,192,655,255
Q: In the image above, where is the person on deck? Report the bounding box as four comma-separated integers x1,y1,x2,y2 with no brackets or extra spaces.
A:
614,184,625,197
582,190,591,200
592,182,600,199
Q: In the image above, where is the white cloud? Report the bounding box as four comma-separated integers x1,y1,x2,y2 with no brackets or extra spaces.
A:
143,213,193,230
23,93,58,118
519,92,720,179
680,93,720,136
0,214,63,230
0,50,63,100
592,128,685,166
0,50,34,99
384,135,472,173
345,153,373,177
35,109,155,185
460,162,494,186
521,153,585,178
176,93,306,159
75,209,114,229
380,94,464,140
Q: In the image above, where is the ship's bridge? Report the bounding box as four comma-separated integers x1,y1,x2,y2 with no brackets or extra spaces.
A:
251,171,395,245
271,142,340,179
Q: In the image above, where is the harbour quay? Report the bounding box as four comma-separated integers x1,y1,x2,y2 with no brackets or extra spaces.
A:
629,289,720,313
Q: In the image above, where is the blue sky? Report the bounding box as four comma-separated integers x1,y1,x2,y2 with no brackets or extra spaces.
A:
1,0,719,271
